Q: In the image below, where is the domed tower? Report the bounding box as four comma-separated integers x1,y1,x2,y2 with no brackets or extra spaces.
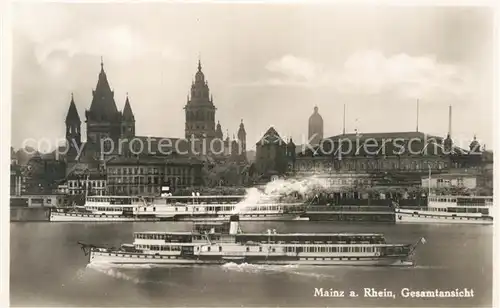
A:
237,119,247,153
469,135,481,154
308,106,323,146
184,60,216,140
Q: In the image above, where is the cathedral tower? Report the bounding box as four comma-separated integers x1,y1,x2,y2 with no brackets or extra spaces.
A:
121,94,135,138
215,121,223,139
184,60,217,140
308,106,323,146
65,93,81,157
85,59,122,146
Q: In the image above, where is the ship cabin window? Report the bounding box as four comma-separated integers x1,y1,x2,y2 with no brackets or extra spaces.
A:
207,247,211,252
259,247,263,252
272,248,276,253
219,246,222,252
175,207,178,212
246,247,249,252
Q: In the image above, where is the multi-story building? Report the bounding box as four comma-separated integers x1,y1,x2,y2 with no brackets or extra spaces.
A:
106,156,203,196
66,172,107,196
421,172,478,190
294,131,485,176
10,164,23,196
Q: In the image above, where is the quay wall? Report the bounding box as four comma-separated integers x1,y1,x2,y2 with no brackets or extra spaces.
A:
10,207,51,222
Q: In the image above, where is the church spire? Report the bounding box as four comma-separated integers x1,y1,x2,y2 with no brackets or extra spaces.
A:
122,93,134,121
66,93,81,124
89,59,118,117
215,120,223,139
198,59,202,72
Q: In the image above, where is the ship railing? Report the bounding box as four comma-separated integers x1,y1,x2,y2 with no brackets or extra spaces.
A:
223,251,246,256
306,206,391,212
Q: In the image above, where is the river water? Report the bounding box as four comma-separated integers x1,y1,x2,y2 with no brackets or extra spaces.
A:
10,221,492,307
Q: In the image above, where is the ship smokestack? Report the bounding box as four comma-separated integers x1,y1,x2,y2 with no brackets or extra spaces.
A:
229,215,240,235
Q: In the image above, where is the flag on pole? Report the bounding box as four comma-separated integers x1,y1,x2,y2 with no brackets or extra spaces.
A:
421,237,427,244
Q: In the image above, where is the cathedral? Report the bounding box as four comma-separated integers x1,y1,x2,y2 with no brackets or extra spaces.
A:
65,59,136,160
64,59,246,162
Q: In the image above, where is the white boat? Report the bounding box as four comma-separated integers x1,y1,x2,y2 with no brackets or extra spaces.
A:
395,195,493,225
143,195,307,221
79,215,425,266
83,194,307,221
51,194,308,222
49,196,160,222
49,211,160,222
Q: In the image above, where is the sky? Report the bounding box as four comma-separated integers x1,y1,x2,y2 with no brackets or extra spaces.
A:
11,3,495,152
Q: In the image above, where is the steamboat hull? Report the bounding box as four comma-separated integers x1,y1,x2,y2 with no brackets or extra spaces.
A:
89,250,413,266
50,212,160,222
395,210,493,225
173,214,307,222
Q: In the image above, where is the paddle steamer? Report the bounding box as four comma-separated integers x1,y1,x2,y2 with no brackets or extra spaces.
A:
51,194,307,222
49,196,159,222
395,195,493,225
79,215,425,266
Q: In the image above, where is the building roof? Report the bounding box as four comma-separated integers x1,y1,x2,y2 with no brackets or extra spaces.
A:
298,131,469,157
107,155,203,166
88,60,119,118
256,126,286,146
65,94,81,124
325,131,441,141
122,95,135,121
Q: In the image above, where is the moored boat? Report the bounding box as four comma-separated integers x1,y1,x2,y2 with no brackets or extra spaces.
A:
49,196,161,222
395,195,493,225
79,215,425,266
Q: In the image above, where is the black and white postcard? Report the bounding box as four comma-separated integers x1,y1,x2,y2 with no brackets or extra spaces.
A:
4,1,497,307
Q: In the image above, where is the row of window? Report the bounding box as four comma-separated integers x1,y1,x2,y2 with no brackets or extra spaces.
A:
296,160,447,171
87,206,124,212
410,214,490,220
135,233,193,241
137,245,182,251
107,167,192,176
68,180,106,188
107,177,193,185
68,190,105,196
285,246,378,253
135,244,382,254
